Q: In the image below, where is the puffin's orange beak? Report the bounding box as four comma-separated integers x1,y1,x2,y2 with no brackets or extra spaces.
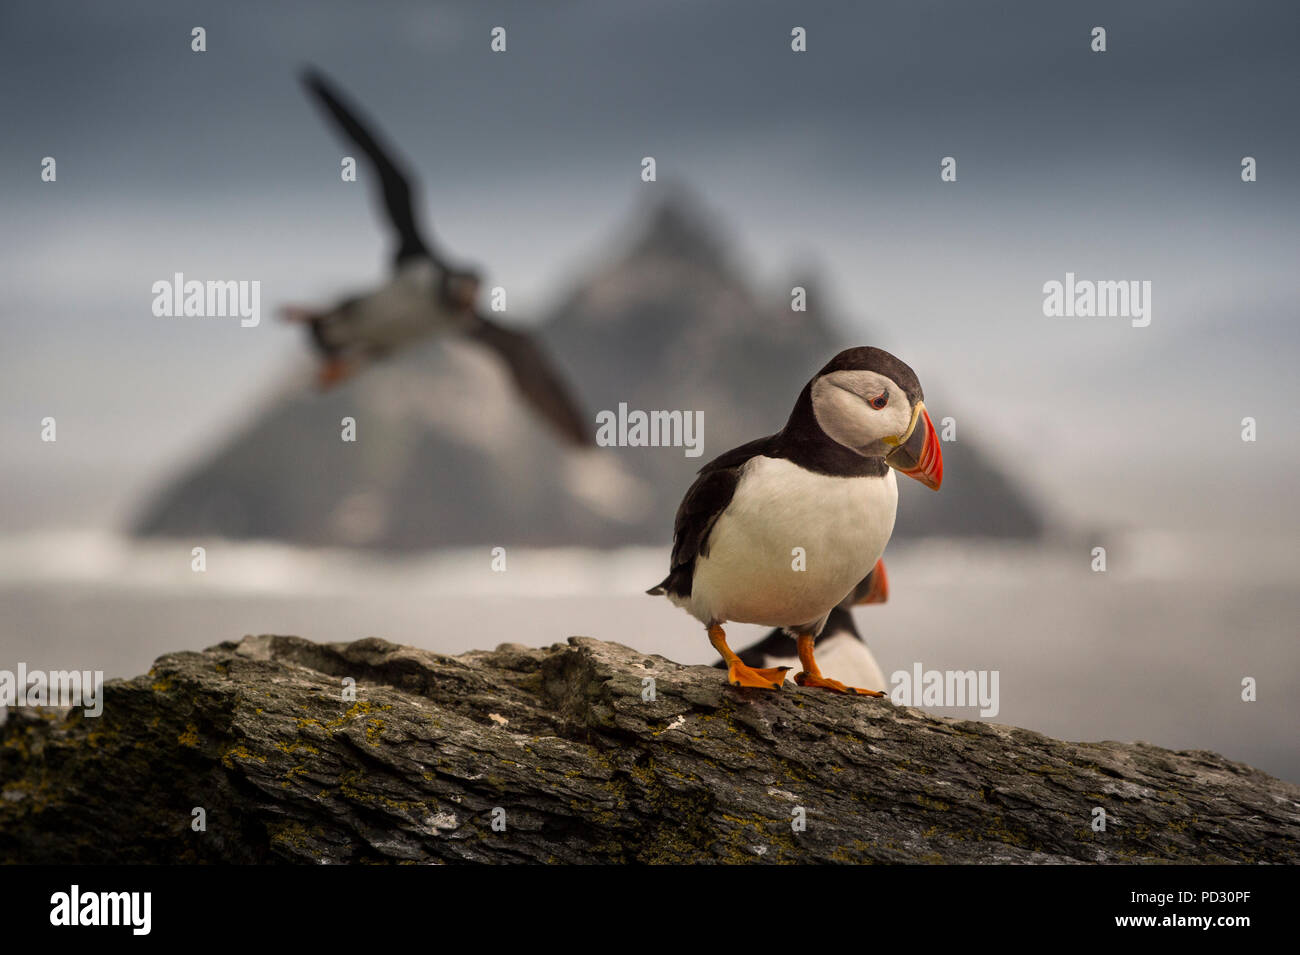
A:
885,403,943,490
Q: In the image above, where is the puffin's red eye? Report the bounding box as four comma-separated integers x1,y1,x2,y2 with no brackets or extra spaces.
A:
870,394,888,410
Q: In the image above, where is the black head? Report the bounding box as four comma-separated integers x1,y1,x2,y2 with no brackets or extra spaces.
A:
814,347,923,406
780,346,943,488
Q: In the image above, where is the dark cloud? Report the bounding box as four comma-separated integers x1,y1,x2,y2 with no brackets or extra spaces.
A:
3,0,1296,192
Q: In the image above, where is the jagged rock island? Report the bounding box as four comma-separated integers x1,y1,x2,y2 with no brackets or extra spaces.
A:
131,193,1043,550
2,635,1296,864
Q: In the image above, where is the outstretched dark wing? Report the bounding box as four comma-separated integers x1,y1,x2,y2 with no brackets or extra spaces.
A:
648,437,773,599
300,68,441,267
468,314,592,447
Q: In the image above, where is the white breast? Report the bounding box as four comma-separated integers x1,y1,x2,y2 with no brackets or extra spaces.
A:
335,261,456,350
681,456,897,629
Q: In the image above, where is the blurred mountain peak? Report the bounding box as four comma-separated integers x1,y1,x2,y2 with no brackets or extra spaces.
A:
624,186,730,270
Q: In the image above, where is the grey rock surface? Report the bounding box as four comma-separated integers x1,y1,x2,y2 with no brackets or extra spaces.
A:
2,634,1294,864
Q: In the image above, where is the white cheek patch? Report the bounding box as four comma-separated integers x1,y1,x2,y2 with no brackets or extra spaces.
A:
880,402,912,444
811,371,907,450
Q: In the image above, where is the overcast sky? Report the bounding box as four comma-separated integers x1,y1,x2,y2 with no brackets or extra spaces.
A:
1,0,1296,534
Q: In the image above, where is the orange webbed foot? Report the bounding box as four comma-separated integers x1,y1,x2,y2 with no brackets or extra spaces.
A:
726,661,790,691
794,671,885,697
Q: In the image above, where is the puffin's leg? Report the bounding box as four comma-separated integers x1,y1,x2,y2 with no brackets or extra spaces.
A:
708,624,789,690
316,356,359,389
794,633,885,697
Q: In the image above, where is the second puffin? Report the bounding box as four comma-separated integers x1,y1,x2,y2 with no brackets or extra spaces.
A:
648,347,943,695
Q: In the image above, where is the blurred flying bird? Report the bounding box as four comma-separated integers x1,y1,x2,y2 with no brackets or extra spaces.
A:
283,68,592,446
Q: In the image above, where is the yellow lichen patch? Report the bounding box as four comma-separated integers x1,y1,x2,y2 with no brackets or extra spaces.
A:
980,814,1034,849
335,770,427,815
2,741,30,767
829,840,878,863
0,777,54,814
296,700,395,733
84,723,116,749
268,820,325,852
177,724,201,748
150,677,173,693
914,794,952,812
220,743,268,769
894,759,935,776
718,811,777,834
274,740,321,756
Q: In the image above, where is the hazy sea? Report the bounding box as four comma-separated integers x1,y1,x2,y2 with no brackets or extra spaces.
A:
0,530,1296,782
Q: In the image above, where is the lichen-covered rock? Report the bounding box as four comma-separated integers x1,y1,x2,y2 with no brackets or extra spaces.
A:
1,635,1296,863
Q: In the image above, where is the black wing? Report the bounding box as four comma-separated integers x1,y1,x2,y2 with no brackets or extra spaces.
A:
300,68,441,267
648,437,773,599
468,314,592,447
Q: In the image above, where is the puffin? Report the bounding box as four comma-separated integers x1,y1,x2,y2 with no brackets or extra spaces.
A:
716,559,890,692
284,68,591,446
648,346,942,695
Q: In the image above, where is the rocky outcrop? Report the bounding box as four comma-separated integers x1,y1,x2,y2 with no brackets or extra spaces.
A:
2,635,1295,864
